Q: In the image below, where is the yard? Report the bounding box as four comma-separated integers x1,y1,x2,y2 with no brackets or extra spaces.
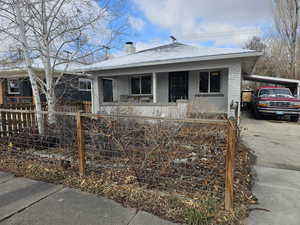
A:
0,108,256,225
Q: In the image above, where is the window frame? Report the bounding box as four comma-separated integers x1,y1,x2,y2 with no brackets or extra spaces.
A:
199,71,221,93
78,78,92,92
7,79,21,95
130,75,152,95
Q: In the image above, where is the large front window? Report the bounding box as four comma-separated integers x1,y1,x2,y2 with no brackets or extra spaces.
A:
199,71,221,93
131,76,152,94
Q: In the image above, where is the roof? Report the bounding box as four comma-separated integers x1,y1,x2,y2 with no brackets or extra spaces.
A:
0,58,85,77
75,42,262,72
244,74,300,86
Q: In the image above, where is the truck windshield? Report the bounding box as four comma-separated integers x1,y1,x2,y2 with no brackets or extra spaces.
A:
259,88,293,98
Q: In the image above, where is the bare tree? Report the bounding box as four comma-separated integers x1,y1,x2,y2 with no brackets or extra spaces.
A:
273,0,299,79
243,33,294,80
244,36,267,52
0,0,127,129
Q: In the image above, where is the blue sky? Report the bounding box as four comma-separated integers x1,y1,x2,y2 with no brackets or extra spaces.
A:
122,0,273,51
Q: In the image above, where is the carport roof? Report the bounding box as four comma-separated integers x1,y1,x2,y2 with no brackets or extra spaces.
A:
244,74,300,86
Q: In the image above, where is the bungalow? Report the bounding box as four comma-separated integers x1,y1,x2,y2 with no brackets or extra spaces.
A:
0,58,91,105
77,42,262,119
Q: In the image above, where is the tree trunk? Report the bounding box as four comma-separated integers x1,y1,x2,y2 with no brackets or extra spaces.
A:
15,0,44,134
46,88,56,125
30,75,44,134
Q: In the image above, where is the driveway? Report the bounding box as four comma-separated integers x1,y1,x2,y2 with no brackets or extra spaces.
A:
241,114,300,225
241,114,300,170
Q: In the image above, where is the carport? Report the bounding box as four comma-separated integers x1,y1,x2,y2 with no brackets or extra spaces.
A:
243,74,300,99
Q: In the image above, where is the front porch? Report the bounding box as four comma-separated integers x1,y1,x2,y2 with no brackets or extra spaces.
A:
91,64,240,118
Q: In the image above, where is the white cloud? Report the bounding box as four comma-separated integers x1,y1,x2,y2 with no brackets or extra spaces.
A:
128,16,145,31
133,0,272,46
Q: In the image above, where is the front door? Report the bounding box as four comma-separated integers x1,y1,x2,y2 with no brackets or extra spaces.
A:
103,79,113,102
169,71,189,102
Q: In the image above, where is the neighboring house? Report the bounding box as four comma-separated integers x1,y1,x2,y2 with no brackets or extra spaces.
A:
76,42,262,119
0,59,92,105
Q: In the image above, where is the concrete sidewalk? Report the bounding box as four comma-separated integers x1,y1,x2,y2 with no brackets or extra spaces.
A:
0,171,176,225
245,167,300,225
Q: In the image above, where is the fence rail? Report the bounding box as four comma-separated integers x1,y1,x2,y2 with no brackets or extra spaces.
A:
0,101,92,113
0,108,237,211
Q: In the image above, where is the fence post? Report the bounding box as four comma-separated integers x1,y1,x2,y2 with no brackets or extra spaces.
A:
225,119,237,211
76,112,86,176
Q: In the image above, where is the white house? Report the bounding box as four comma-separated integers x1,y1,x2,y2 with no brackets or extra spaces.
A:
77,42,262,119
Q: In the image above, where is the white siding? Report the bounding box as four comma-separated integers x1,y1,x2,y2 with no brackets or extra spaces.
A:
91,76,103,113
156,72,169,103
188,69,228,114
227,62,242,118
115,76,129,101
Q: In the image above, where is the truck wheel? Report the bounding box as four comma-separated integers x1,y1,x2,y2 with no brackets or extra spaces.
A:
290,115,299,122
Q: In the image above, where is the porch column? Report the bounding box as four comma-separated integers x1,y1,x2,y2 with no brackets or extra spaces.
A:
91,76,103,113
152,72,157,103
297,83,300,99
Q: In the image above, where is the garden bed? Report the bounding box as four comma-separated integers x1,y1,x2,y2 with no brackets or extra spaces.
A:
0,142,256,225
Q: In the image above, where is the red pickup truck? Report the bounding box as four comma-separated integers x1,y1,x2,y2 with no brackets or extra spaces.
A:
252,86,300,122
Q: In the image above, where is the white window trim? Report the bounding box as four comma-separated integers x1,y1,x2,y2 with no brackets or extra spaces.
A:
130,75,152,95
199,71,221,94
78,78,91,92
7,79,20,95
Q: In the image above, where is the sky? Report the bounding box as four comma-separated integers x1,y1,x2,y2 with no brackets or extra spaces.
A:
124,0,274,51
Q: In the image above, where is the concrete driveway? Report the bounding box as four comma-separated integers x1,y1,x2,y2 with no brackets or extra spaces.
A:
241,114,300,225
241,115,300,170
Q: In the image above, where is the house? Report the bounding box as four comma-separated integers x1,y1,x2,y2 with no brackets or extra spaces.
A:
76,42,262,119
0,58,92,105
77,42,262,119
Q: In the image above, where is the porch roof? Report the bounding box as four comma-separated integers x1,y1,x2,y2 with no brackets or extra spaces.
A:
75,42,262,72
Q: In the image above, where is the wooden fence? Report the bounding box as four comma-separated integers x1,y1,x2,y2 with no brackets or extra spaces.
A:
0,101,92,113
0,108,36,136
0,108,237,211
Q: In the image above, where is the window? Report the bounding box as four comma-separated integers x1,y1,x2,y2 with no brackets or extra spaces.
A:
131,76,152,94
199,71,221,93
78,78,91,91
7,79,20,94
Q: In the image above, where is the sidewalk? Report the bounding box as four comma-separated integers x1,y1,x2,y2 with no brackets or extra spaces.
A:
0,171,176,225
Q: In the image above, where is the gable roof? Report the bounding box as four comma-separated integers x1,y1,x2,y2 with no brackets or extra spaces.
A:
75,42,262,72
